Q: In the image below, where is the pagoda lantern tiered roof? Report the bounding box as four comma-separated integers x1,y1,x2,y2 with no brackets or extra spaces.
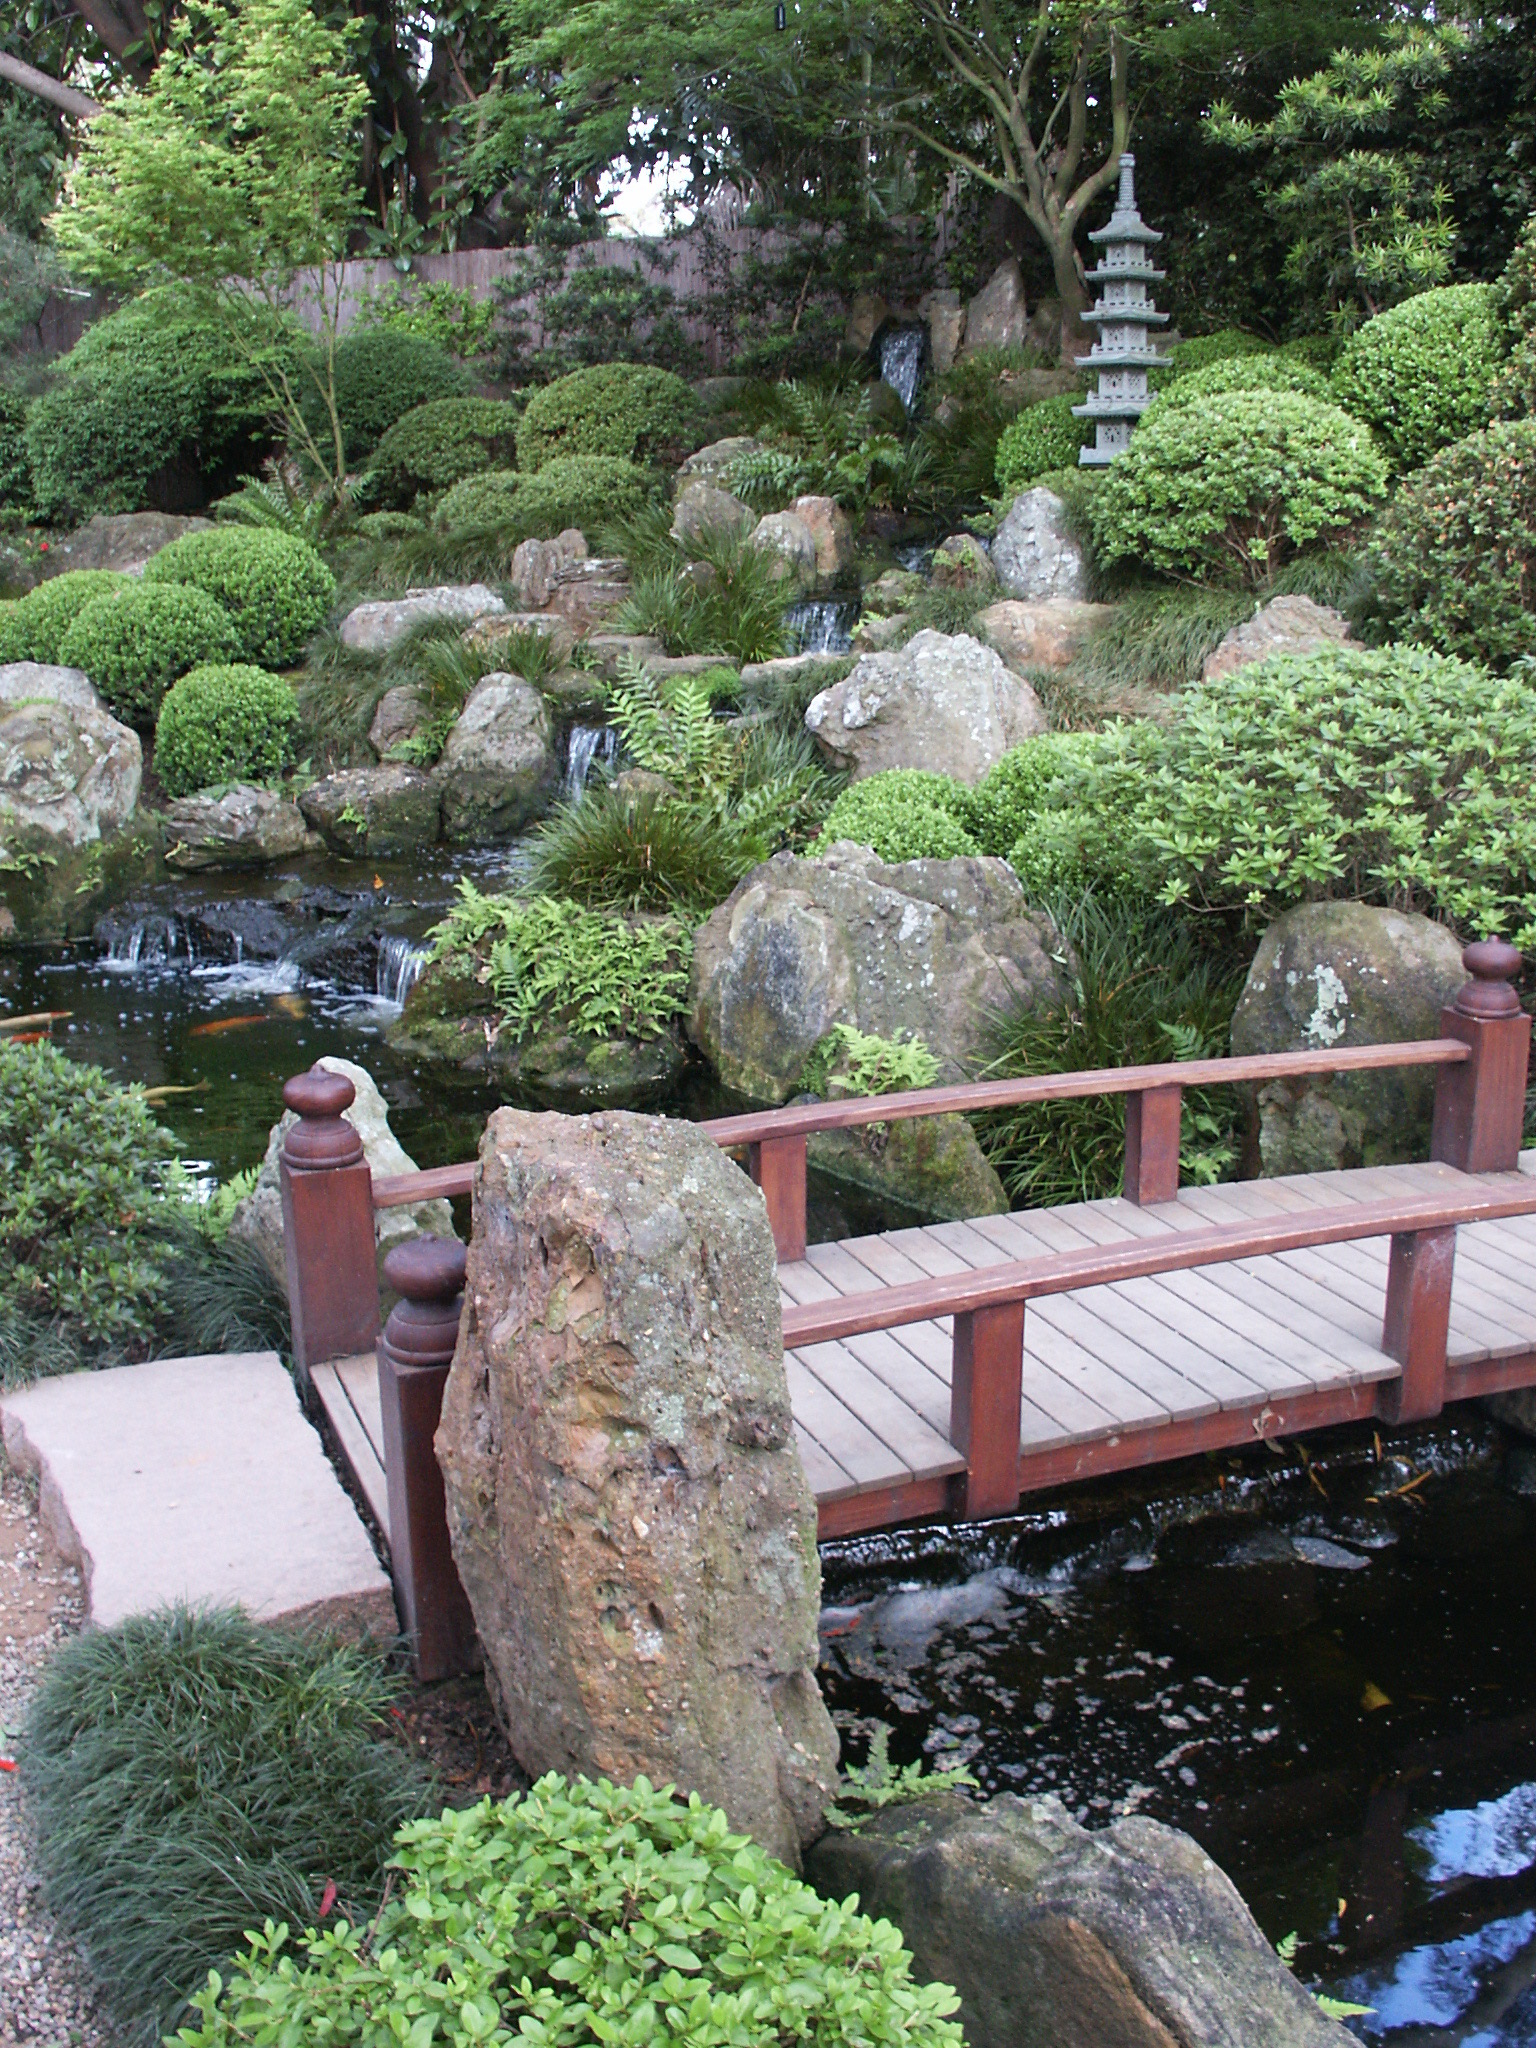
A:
1073,154,1167,466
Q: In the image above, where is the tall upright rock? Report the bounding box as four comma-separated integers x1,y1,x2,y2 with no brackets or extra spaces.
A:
435,1108,839,1869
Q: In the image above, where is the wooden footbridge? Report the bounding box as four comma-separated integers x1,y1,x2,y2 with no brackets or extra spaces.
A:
278,938,1536,1677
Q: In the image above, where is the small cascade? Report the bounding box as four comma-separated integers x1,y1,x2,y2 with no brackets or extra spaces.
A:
785,598,858,654
877,323,928,415
102,915,189,969
564,723,617,801
376,935,430,1008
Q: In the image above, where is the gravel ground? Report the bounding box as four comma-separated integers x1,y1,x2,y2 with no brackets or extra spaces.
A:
0,1449,115,2048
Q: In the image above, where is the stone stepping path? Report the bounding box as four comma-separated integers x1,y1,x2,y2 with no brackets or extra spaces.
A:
0,1352,394,1633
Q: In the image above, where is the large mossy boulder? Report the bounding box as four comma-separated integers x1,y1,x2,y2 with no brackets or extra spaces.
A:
689,845,1065,1103
436,1107,839,1869
804,630,1046,785
809,1116,1007,1222
0,693,143,938
806,1793,1355,2048
1230,901,1468,1174
432,672,556,841
299,764,441,856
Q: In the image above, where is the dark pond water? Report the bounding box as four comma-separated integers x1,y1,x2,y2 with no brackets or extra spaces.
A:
10,848,1536,2039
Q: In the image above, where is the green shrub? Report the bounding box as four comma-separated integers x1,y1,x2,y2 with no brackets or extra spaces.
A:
1362,417,1536,670
0,1041,181,1361
1493,212,1536,420
1088,388,1387,586
179,1771,964,2048
974,891,1243,1208
1004,721,1166,899
1131,645,1536,944
353,509,424,539
802,1023,940,1097
301,328,470,465
22,287,289,524
429,885,692,1041
154,663,299,796
0,385,31,510
58,583,238,726
813,770,979,863
1331,284,1503,469
363,396,522,510
435,455,652,540
26,1606,431,2043
1153,353,1332,408
515,361,697,471
0,569,129,664
994,395,1085,497
968,734,1104,856
143,527,335,668
1166,328,1272,376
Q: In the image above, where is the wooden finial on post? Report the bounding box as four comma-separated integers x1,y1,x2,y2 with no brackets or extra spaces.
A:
1430,940,1530,1174
376,1235,479,1680
280,1066,380,1382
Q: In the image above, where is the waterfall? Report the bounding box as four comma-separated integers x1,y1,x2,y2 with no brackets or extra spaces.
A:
785,598,858,654
564,723,617,801
376,936,430,1008
877,323,928,415
102,915,188,969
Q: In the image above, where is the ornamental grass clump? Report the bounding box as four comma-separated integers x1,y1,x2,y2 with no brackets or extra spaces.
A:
26,1606,432,2045
1088,387,1387,586
1331,283,1504,469
177,1772,965,2048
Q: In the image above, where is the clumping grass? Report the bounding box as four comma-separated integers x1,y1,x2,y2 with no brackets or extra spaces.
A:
613,524,789,663
337,519,519,596
24,1606,433,2045
972,890,1247,1210
159,1236,290,1359
891,581,992,643
1076,584,1251,694
298,614,499,767
527,783,762,914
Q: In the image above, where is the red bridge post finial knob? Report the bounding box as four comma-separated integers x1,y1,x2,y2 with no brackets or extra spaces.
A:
380,1237,467,1368
1455,939,1524,1020
281,1063,365,1168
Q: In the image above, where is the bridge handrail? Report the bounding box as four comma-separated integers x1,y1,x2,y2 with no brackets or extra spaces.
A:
368,1036,1474,1212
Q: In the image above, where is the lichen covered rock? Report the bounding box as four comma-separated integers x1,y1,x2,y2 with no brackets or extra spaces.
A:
805,630,1045,785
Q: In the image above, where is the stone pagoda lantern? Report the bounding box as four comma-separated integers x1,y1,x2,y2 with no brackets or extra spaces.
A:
1074,153,1167,465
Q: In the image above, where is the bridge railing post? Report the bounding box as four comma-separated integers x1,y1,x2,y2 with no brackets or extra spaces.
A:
1124,1082,1182,1205
750,1133,807,1262
280,1066,379,1383
950,1300,1024,1518
1379,1222,1456,1422
1431,940,1530,1173
376,1236,479,1681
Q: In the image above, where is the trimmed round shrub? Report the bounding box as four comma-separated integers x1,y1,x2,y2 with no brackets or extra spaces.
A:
353,509,425,540
22,288,291,524
1363,417,1536,670
436,455,652,540
1088,388,1387,585
1278,333,1341,372
1152,353,1332,409
0,386,31,510
1331,284,1503,469
1166,329,1272,376
142,527,334,668
995,395,1085,496
0,570,129,664
363,396,522,509
179,1772,964,2048
58,583,238,725
154,662,299,795
812,769,979,862
1494,212,1536,421
969,734,1102,857
301,328,471,465
516,362,696,471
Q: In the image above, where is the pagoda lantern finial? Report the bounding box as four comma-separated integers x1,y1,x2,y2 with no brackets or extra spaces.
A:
1073,151,1167,466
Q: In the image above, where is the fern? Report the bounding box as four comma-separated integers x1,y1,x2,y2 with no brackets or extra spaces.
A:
825,1724,978,1831
606,656,737,795
219,458,346,545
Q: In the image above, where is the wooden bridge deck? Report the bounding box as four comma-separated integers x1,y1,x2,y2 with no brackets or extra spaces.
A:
315,1155,1536,1548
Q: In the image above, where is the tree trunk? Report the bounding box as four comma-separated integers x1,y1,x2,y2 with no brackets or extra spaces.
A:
1047,226,1091,366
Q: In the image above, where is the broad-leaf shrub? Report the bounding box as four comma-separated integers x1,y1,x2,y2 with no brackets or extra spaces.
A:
1331,284,1504,469
0,386,31,510
516,362,696,471
58,583,238,725
994,395,1085,496
1166,328,1272,376
813,770,979,863
1363,417,1536,671
1151,353,1332,408
1493,211,1536,419
0,569,128,664
143,527,335,667
154,663,299,795
435,455,652,540
29,1606,430,2043
363,396,522,508
0,1041,180,1351
1088,388,1387,586
429,885,692,1042
22,288,288,523
300,328,470,464
178,1773,965,2048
